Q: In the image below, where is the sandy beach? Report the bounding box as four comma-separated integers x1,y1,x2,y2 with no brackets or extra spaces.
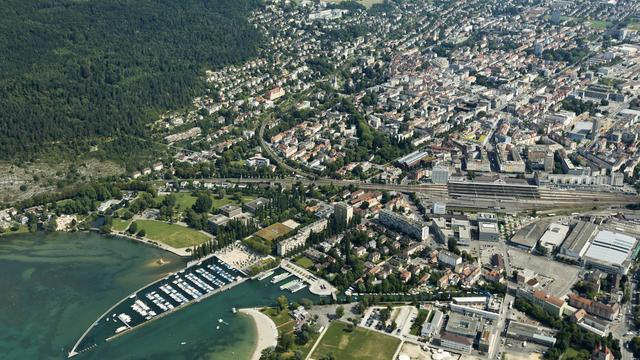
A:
239,308,278,360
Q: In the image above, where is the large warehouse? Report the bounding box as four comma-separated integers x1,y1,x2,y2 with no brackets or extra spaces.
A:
557,221,598,261
583,230,638,274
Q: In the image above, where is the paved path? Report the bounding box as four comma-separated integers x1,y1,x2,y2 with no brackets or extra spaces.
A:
304,324,329,360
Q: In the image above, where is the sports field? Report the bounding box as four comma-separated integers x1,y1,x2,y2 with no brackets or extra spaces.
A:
255,222,292,241
311,321,401,360
132,220,211,248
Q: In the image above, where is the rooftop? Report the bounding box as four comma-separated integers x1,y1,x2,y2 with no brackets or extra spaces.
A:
583,230,637,266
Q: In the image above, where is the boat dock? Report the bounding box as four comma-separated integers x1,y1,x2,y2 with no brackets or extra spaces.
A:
270,272,292,284
68,256,246,358
279,279,300,291
256,270,274,281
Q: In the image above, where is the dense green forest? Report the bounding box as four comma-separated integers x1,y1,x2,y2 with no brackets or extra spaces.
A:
0,0,262,163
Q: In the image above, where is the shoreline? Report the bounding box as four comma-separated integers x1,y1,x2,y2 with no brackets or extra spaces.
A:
239,308,278,360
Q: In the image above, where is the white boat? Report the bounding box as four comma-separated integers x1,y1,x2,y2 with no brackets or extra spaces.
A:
218,318,223,323
181,341,187,345
232,307,237,314
115,326,128,334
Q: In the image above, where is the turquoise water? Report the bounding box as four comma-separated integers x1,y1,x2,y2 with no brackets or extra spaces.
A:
0,232,317,360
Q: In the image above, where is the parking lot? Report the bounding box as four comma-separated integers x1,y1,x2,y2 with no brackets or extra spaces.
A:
360,305,417,337
507,247,581,297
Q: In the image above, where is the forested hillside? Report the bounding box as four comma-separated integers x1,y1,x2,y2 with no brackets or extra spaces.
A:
0,0,262,163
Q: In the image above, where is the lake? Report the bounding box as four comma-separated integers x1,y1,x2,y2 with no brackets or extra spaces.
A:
0,232,316,360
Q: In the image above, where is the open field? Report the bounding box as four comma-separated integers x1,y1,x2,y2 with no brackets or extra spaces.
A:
310,321,401,360
255,222,293,241
589,19,612,30
132,220,211,248
111,219,131,232
629,22,640,31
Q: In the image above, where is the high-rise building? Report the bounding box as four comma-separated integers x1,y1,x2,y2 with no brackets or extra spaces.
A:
334,202,353,223
551,8,561,24
591,118,601,140
534,40,544,56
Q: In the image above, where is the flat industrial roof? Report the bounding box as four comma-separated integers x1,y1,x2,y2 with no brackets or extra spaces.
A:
583,230,637,266
510,221,547,248
561,221,597,253
539,223,570,247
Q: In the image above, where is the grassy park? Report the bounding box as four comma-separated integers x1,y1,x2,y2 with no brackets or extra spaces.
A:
311,321,401,360
111,218,131,232
156,192,255,213
132,220,210,248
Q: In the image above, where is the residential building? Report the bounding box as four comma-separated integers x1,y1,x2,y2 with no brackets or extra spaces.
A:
378,209,429,241
334,202,354,224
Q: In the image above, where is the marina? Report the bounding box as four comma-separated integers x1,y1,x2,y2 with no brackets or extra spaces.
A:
68,255,246,357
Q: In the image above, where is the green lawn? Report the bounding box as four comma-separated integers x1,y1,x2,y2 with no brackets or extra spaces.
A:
157,193,255,213
261,307,294,329
311,321,401,360
174,193,198,211
563,347,590,359
295,256,314,269
589,20,611,30
212,195,255,210
132,220,210,248
112,219,131,232
156,192,198,212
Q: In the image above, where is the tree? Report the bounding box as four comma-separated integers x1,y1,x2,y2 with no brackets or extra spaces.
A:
128,222,139,234
295,325,310,345
380,306,391,323
276,295,289,313
137,229,146,237
335,305,345,319
447,238,460,254
162,194,177,208
301,298,313,309
193,194,213,213
630,337,640,357
276,333,294,352
259,347,276,360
